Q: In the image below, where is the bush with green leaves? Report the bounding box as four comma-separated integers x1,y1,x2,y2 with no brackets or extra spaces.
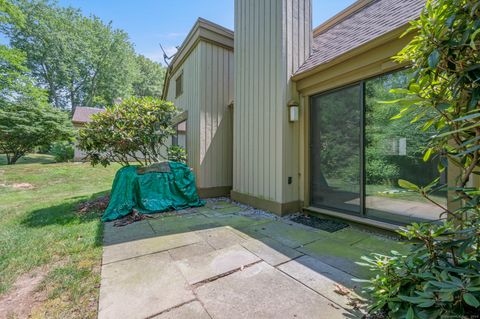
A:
359,0,480,318
49,141,74,162
78,97,181,167
167,145,187,164
0,97,74,164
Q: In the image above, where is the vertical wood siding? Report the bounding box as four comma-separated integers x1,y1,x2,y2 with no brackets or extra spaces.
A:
234,0,311,203
166,41,234,189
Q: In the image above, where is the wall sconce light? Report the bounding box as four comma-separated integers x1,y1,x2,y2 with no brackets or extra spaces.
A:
288,100,299,122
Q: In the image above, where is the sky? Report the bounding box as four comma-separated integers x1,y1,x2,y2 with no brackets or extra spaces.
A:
49,0,356,65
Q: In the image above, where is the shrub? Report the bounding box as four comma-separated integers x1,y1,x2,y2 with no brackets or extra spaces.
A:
50,141,74,162
0,98,74,164
78,97,179,167
359,0,480,318
167,145,187,164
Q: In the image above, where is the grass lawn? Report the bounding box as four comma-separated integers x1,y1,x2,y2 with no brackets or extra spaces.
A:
0,154,119,318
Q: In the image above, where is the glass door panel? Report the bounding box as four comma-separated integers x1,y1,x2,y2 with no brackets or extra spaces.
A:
310,84,362,215
364,70,447,224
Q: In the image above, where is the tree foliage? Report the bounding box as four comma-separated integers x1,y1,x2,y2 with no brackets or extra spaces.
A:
360,0,480,318
132,55,166,98
0,96,74,164
78,97,182,167
1,0,166,110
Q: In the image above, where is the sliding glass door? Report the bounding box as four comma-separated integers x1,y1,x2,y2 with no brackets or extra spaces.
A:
309,69,447,225
310,84,362,215
364,71,447,224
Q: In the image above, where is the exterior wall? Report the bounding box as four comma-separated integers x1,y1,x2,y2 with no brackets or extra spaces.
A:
233,0,311,213
166,41,234,191
166,45,202,181
73,123,87,161
198,41,234,189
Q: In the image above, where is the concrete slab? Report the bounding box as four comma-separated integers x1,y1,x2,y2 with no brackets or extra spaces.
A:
243,220,328,248
212,214,270,229
152,301,211,319
196,262,348,319
103,220,155,245
175,244,260,285
241,237,303,266
102,232,203,264
278,255,365,313
351,235,410,254
168,241,215,261
325,227,370,244
148,214,214,235
196,227,246,250
297,239,371,278
98,252,194,319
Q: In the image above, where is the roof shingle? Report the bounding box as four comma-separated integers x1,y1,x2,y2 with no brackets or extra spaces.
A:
72,107,104,124
295,0,426,75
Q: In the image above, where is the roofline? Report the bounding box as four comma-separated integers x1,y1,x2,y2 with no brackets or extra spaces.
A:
161,18,234,99
293,24,411,81
313,0,376,37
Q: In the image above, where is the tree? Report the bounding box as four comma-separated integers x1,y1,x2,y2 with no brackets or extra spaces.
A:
2,0,137,110
132,55,166,98
0,96,74,164
360,1,480,318
78,97,182,167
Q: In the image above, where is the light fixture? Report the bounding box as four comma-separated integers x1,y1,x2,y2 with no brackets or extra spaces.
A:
288,100,299,122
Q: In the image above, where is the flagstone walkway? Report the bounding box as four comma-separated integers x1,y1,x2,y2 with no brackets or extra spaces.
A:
99,199,407,319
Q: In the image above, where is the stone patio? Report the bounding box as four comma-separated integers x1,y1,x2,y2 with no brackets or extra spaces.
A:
99,199,408,319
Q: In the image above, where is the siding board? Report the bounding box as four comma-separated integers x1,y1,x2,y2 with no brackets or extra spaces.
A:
166,40,234,190
234,0,311,205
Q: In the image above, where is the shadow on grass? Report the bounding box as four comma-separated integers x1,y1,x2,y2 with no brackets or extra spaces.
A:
20,191,108,247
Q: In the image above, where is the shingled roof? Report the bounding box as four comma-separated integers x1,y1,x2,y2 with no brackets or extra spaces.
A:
72,107,104,124
295,0,426,75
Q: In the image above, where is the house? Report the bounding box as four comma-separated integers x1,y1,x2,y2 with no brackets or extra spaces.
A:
71,106,104,161
163,0,474,228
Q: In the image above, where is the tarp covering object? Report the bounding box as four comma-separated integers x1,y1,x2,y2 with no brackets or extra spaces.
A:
102,161,205,221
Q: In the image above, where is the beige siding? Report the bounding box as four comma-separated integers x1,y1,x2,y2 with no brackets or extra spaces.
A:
166,41,234,189
234,0,311,205
166,45,202,182
198,41,234,188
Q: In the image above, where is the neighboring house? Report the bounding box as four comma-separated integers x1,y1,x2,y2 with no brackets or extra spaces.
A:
164,0,476,228
71,106,104,161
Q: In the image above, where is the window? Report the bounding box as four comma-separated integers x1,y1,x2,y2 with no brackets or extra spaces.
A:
175,72,183,98
172,120,187,150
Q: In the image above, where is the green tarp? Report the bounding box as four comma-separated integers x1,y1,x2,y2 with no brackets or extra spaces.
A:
102,161,205,222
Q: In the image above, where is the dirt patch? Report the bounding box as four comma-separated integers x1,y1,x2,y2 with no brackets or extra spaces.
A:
12,183,34,190
0,267,48,319
77,195,110,215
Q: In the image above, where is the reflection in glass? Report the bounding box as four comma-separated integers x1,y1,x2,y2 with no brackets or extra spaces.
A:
310,85,361,214
364,70,447,224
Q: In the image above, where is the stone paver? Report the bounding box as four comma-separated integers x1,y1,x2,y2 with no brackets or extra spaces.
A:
241,237,303,266
103,220,156,245
100,199,406,319
195,262,347,319
278,255,365,312
297,238,371,278
152,301,211,319
196,227,246,250
99,252,194,319
351,235,409,254
168,241,215,261
174,244,261,285
243,220,328,248
103,232,203,264
148,214,214,235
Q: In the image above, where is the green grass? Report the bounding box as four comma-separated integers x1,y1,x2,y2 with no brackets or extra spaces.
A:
0,154,120,318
